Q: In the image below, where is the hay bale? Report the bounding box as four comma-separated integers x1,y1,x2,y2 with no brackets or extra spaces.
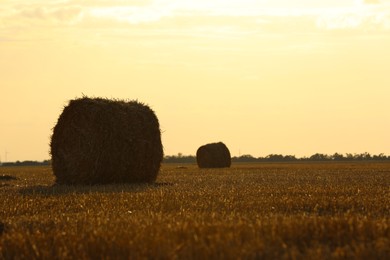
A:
50,97,163,185
196,142,231,168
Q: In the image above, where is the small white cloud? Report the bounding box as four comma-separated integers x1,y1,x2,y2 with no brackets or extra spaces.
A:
20,5,84,24
317,1,390,31
87,6,170,25
363,0,381,4
0,4,84,27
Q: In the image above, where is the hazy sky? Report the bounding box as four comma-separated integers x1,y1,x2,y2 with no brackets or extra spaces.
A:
1,0,390,161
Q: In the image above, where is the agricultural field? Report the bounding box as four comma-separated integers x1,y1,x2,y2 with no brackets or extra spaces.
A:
0,162,389,259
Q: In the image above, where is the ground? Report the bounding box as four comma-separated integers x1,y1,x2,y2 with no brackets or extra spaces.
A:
0,162,389,259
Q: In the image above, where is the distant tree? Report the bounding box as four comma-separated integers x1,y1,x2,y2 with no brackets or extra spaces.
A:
373,153,387,160
332,153,345,161
283,155,298,161
163,154,196,164
0,160,50,167
362,152,372,160
353,152,372,161
309,153,330,161
232,154,257,163
161,152,390,164
266,154,285,162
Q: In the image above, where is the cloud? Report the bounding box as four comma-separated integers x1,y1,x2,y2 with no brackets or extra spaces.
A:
0,3,84,30
86,6,170,25
1,0,390,44
363,0,381,4
19,5,84,24
0,1,170,31
317,2,390,31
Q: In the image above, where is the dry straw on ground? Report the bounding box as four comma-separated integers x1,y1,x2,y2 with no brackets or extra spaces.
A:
1,163,389,259
50,97,163,185
196,142,231,168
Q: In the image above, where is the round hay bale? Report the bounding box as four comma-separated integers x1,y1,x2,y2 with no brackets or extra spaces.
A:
50,97,163,185
196,142,231,168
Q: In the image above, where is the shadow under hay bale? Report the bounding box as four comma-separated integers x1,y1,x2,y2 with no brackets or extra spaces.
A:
196,142,231,168
0,175,18,181
18,182,174,196
50,97,163,185
0,222,4,235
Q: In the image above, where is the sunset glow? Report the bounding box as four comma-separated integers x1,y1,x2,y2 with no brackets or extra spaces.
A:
1,0,389,161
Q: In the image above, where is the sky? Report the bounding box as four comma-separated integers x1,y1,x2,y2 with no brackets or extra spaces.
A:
1,0,390,161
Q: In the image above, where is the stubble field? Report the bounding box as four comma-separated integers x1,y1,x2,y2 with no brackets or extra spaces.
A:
0,162,389,259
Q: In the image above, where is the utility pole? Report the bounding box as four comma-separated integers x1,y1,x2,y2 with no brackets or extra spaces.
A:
4,150,8,163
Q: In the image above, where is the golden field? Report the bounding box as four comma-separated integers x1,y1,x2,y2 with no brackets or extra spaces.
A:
0,162,389,259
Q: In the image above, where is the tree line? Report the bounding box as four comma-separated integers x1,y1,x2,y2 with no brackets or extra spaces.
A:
164,152,390,163
1,153,389,166
0,160,51,167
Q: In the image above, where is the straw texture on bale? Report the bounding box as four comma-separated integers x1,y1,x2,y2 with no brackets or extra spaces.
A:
50,97,163,185
196,142,231,168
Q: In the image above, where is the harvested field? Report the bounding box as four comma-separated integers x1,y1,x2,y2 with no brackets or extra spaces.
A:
0,162,389,259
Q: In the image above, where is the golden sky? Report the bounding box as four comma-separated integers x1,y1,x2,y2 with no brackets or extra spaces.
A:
1,0,390,161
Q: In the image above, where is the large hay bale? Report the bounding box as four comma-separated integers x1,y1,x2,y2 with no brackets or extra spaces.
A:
50,97,163,185
196,142,231,168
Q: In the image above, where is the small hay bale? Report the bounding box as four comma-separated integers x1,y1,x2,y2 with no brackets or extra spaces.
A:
50,97,163,185
196,142,231,168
